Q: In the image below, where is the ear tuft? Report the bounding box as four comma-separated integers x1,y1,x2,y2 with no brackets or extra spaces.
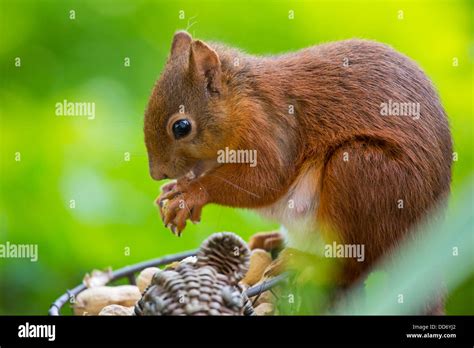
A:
170,31,192,57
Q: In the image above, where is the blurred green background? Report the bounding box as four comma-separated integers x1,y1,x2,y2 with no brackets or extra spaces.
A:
0,0,472,315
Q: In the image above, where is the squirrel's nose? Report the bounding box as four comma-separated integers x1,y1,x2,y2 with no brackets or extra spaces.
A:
150,169,169,181
152,172,168,180
149,163,169,181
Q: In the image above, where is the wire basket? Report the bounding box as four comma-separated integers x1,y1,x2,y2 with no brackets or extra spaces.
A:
48,248,288,315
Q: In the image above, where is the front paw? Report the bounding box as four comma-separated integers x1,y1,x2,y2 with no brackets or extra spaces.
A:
160,180,178,194
156,182,208,236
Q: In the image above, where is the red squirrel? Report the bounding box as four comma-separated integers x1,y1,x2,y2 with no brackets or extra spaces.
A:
144,31,452,301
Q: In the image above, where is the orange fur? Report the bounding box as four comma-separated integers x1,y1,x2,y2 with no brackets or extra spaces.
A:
144,32,452,301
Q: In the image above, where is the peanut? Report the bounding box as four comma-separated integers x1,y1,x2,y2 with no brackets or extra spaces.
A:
254,302,275,316
241,249,272,286
136,267,160,293
73,285,141,315
99,304,134,316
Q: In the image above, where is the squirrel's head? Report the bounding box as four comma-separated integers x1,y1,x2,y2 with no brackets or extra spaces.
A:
144,31,236,180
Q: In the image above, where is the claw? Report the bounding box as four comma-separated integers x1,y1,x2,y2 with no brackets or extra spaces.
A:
156,182,208,237
170,225,177,235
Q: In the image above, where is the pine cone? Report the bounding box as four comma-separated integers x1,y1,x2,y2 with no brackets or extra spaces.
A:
135,232,254,316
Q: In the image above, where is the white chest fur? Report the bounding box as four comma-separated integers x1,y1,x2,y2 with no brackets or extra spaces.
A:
255,166,323,251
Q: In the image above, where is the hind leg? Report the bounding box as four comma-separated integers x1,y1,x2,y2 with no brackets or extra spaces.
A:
248,231,284,251
317,141,433,290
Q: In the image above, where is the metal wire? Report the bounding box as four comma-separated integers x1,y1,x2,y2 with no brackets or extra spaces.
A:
48,249,287,315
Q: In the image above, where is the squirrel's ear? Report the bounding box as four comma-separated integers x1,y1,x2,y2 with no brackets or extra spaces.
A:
189,40,222,95
170,31,192,58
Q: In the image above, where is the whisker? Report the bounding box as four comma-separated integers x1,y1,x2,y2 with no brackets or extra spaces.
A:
210,167,282,193
207,173,261,198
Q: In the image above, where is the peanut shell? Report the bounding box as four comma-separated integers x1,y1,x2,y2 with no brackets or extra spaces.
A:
99,304,134,316
137,267,160,293
241,249,272,286
73,285,141,315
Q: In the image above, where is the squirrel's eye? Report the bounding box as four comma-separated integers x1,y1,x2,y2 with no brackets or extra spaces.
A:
172,119,192,139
